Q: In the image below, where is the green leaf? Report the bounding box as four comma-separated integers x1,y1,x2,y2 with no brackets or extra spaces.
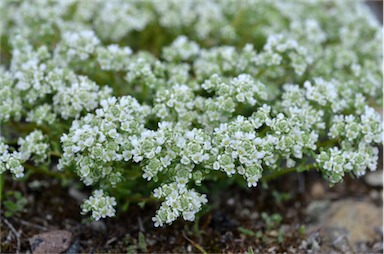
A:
245,246,255,254
138,201,146,209
121,201,130,212
138,232,147,252
126,245,137,254
3,200,19,217
298,225,306,235
238,226,255,236
277,229,284,243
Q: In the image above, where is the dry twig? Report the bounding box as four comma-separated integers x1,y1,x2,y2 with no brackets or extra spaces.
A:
3,217,21,254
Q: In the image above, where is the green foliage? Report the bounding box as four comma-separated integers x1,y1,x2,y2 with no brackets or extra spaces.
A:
238,226,256,237
138,232,148,253
238,212,285,244
272,190,292,205
261,212,283,231
2,191,27,218
298,225,306,235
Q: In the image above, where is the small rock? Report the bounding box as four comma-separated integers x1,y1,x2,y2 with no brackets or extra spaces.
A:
64,239,80,254
29,230,72,254
306,231,321,252
356,241,369,253
220,231,234,243
370,190,380,200
310,181,325,199
364,171,383,187
226,198,235,206
372,241,384,253
316,200,382,251
319,227,352,253
306,200,331,223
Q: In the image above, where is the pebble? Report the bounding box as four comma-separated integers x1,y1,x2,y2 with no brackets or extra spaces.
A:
372,241,384,253
319,227,352,253
308,199,382,252
29,230,72,254
369,190,380,200
310,181,326,199
364,170,383,187
64,239,80,254
226,198,235,206
305,200,330,223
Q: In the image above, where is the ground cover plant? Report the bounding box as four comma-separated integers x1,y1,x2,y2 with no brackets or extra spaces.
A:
0,0,382,246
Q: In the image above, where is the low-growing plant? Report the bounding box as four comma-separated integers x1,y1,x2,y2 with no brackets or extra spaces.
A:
238,212,285,245
2,191,27,218
261,212,283,231
0,0,382,227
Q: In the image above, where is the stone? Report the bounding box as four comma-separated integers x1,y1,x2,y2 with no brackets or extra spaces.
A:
309,199,382,252
29,230,72,254
305,200,330,223
319,227,353,253
310,181,326,199
64,239,80,254
364,170,383,187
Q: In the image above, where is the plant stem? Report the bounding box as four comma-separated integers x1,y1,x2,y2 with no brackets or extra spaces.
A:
126,196,158,203
0,174,4,202
49,151,62,157
24,163,76,180
262,164,317,182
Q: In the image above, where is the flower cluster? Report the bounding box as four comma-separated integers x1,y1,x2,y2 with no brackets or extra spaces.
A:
1,35,112,124
317,142,379,184
26,104,56,126
57,30,100,62
17,130,49,164
152,183,208,227
162,36,200,62
0,131,49,178
0,139,24,178
211,116,266,186
97,45,132,71
329,106,382,144
316,105,383,183
0,1,382,227
59,96,150,186
257,34,312,76
0,69,22,122
53,76,112,120
81,190,117,220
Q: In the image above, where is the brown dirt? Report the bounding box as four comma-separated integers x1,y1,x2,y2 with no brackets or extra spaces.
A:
1,169,382,253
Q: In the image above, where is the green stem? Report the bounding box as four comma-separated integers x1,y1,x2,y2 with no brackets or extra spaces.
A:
126,196,158,203
262,164,317,182
24,164,76,180
48,151,62,158
316,139,338,147
0,174,4,202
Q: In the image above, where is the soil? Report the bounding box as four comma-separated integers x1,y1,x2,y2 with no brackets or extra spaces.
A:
1,168,382,253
